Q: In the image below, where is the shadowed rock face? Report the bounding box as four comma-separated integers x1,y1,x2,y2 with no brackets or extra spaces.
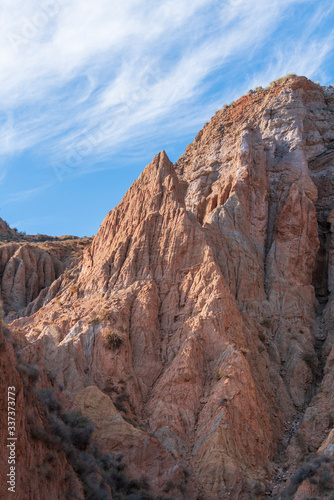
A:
0,322,84,500
2,76,334,499
0,238,90,321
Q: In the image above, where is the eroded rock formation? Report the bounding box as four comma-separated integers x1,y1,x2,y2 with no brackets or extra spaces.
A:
1,75,334,499
0,236,90,321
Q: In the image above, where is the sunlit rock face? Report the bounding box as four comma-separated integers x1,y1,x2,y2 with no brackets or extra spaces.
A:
4,76,334,499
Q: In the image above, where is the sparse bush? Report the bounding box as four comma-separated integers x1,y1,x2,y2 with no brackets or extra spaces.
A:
35,388,62,413
0,300,4,321
99,308,113,322
295,432,306,451
46,451,57,463
282,454,333,499
240,347,249,356
291,464,316,485
258,332,266,342
30,384,164,500
104,330,123,350
261,318,272,328
270,74,297,87
30,423,59,446
216,369,233,381
69,284,78,295
252,480,265,495
318,466,333,494
16,362,40,382
182,467,190,478
116,392,130,403
114,392,130,413
120,324,129,334
3,324,11,338
301,352,318,372
38,465,53,480
114,401,127,413
87,314,99,326
61,411,95,450
302,352,316,363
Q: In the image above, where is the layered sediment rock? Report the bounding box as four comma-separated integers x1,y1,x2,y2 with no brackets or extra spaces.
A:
0,238,90,320
0,323,83,500
2,76,334,499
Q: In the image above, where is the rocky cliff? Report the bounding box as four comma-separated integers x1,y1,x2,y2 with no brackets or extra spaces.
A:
1,75,334,499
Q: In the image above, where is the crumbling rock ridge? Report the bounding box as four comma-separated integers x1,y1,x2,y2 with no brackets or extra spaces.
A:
1,76,334,499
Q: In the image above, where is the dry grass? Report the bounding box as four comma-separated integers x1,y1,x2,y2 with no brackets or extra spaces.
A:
99,307,112,322
216,369,234,381
104,330,123,351
69,284,78,295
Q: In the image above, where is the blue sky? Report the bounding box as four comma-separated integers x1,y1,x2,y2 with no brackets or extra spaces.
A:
1,0,334,236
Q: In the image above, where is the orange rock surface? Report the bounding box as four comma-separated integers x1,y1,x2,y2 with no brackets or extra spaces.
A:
1,75,334,499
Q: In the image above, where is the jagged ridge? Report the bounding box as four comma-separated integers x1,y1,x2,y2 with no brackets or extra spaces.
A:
1,76,334,499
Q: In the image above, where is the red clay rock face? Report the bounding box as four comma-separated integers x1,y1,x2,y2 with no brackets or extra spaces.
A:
0,239,88,321
4,76,334,499
0,323,83,500
0,218,11,235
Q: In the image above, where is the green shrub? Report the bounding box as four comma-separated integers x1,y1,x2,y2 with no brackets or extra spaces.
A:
270,73,297,87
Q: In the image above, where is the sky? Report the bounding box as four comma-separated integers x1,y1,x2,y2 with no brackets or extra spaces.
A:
1,0,334,237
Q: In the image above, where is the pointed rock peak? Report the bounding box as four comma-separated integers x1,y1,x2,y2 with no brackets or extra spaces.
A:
0,218,11,234
136,150,182,193
156,149,170,162
148,150,173,174
132,150,185,207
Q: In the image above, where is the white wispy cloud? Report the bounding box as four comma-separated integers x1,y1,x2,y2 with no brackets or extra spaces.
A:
2,184,54,206
0,0,333,184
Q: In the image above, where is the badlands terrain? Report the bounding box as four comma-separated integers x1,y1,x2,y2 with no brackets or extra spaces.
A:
0,75,334,499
